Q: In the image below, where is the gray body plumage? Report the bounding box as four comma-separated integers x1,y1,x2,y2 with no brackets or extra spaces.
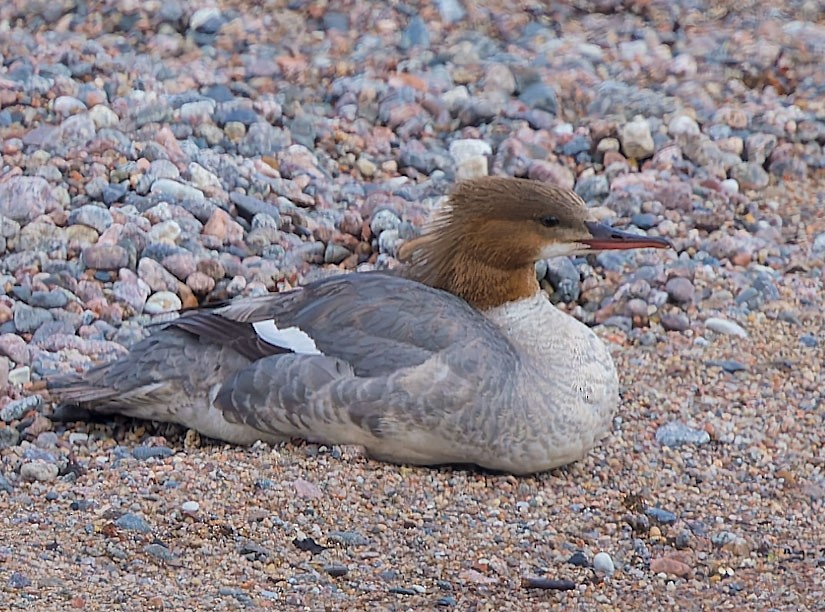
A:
50,272,618,474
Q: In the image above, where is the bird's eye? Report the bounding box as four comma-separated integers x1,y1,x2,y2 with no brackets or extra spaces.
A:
540,216,560,228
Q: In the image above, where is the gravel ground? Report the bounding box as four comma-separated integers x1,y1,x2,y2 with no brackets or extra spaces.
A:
1,0,824,609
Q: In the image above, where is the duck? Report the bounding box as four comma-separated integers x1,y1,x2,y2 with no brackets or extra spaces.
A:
48,177,670,474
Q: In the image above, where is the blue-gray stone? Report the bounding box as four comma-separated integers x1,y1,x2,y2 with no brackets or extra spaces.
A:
144,543,175,561
401,16,430,49
645,507,678,525
132,446,174,460
655,421,710,447
519,82,558,114
115,512,152,533
800,333,818,348
13,302,54,333
545,257,581,303
574,175,609,203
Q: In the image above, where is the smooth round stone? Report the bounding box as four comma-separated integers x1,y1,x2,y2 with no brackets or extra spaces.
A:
144,291,182,314
54,96,87,116
665,277,694,304
181,501,200,514
593,552,615,576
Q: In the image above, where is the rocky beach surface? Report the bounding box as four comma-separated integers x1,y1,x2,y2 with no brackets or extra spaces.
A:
0,0,823,609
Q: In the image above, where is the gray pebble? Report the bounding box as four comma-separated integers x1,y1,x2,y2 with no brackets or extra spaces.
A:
593,552,615,576
82,244,129,270
519,82,558,114
574,175,609,203
655,421,711,447
150,179,205,202
545,257,581,302
20,460,59,483
0,176,50,222
13,302,54,334
800,334,818,348
132,446,174,460
401,15,430,49
68,205,113,233
665,277,694,304
324,563,348,577
1,395,41,422
661,311,690,332
0,471,13,493
0,428,20,449
370,209,401,235
645,507,677,525
705,317,748,338
8,571,31,589
327,530,369,546
144,543,175,561
28,290,70,309
115,512,153,533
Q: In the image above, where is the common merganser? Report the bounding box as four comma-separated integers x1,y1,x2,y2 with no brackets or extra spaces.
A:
48,177,669,474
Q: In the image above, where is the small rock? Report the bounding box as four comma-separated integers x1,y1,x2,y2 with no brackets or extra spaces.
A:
593,552,615,576
655,421,711,447
13,303,53,334
150,179,205,202
115,512,153,533
144,291,182,314
665,277,694,304
324,563,348,578
327,530,369,547
68,205,113,233
8,571,31,589
705,317,748,338
144,543,176,562
645,507,677,525
292,478,322,499
181,501,200,514
650,556,692,578
1,395,41,422
729,162,769,191
82,244,130,270
620,117,655,159
0,427,20,449
0,177,51,222
0,471,13,493
518,82,558,114
203,208,244,243
20,460,59,483
132,446,174,460
8,367,31,385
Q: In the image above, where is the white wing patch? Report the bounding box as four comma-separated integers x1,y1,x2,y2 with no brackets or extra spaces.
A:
252,320,322,355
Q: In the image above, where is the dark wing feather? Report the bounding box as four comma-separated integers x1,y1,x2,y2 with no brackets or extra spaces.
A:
177,272,515,377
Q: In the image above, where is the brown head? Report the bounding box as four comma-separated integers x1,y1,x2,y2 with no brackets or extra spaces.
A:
399,176,670,309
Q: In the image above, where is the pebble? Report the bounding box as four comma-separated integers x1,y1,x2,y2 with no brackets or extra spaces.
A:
0,176,50,222
115,512,153,533
144,292,183,314
665,277,694,304
82,244,130,270
132,446,174,460
1,395,41,422
704,317,748,338
68,205,113,233
181,501,200,514
20,460,59,483
620,117,655,159
655,421,711,447
150,179,205,202
593,552,615,576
